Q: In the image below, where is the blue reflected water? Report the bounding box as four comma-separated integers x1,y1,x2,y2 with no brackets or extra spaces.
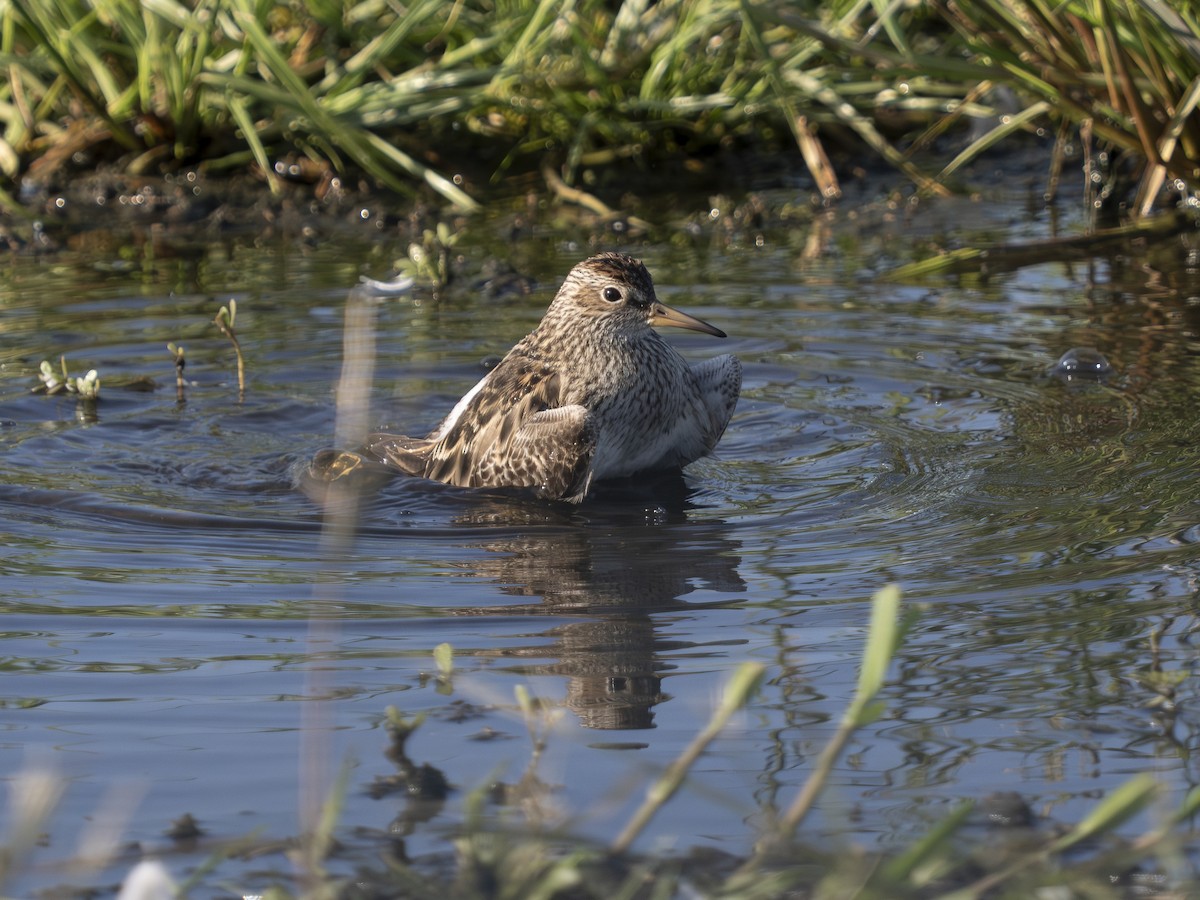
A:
1,189,1199,894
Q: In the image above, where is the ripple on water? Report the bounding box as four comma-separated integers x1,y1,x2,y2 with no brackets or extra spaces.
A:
3,217,1200,894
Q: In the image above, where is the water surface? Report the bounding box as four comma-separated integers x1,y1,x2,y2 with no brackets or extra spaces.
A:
2,183,1199,894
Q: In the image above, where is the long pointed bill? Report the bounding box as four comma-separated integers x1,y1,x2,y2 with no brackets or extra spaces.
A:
649,301,727,338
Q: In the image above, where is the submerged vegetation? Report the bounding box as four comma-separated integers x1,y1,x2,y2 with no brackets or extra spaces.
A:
31,355,100,398
211,298,245,397
3,0,1200,217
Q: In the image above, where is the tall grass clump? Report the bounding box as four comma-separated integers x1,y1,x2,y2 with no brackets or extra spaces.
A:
2,0,1198,216
931,0,1200,217
0,0,956,205
1,0,483,207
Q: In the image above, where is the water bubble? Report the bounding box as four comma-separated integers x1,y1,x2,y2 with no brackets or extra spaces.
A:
1050,347,1114,383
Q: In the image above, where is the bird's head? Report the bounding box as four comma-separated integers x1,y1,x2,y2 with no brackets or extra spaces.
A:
547,252,726,341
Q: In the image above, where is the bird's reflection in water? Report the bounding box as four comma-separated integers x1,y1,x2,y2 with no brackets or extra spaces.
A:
304,454,744,729
398,470,744,730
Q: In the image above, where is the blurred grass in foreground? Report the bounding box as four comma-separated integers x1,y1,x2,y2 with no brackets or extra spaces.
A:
2,0,1199,216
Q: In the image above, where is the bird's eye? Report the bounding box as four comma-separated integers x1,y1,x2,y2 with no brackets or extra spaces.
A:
602,286,623,303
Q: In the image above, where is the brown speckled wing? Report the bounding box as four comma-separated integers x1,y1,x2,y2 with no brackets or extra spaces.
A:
480,405,596,501
418,353,594,499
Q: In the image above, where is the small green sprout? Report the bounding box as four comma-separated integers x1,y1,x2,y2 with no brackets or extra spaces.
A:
215,298,235,330
397,223,459,294
167,342,186,400
433,642,454,695
34,356,100,399
36,360,63,394
73,368,100,399
433,642,454,677
211,300,245,397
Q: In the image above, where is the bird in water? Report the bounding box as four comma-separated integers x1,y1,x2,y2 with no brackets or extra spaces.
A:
358,252,740,502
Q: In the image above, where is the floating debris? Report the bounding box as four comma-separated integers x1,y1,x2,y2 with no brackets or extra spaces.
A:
164,812,205,841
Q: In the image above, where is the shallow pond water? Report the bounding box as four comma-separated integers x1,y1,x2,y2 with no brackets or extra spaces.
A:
2,179,1200,895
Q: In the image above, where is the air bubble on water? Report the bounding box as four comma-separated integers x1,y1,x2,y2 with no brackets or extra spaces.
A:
1050,347,1114,383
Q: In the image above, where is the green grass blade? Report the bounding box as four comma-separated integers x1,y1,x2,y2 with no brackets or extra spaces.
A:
611,661,765,854
1050,773,1158,852
362,131,479,210
879,800,974,886
9,0,139,148
932,100,1051,187
853,583,903,710
229,6,475,208
318,0,445,96
225,89,279,193
500,0,562,73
